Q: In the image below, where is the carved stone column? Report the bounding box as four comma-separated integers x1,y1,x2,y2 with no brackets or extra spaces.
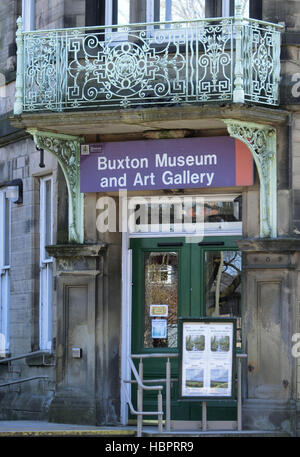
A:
28,129,84,243
236,238,299,435
46,243,106,425
225,120,277,238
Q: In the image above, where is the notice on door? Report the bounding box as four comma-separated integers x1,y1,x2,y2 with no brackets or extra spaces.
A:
180,319,235,399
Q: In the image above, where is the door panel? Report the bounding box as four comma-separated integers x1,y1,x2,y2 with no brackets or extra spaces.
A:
130,236,241,422
143,251,178,349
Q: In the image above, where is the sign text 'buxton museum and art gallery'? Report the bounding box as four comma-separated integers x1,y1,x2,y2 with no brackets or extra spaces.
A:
80,137,253,192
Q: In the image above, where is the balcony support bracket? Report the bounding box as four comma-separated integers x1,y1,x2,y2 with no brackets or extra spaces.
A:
225,120,277,238
28,129,84,244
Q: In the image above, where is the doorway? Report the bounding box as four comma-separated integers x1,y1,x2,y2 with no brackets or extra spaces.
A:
130,236,242,423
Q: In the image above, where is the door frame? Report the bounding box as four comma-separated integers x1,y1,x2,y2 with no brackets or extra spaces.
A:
120,195,243,425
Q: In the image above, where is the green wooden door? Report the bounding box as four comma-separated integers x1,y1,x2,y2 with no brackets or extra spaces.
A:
130,236,242,423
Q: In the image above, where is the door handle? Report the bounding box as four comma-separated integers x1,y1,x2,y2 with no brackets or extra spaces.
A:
198,242,225,246
157,242,183,247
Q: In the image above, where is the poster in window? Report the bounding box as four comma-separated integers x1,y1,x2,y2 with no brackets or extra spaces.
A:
150,304,168,317
152,319,167,339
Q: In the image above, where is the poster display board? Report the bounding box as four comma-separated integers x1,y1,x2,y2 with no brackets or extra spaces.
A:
179,318,236,400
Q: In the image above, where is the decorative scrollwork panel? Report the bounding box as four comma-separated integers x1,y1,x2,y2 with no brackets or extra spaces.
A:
242,21,281,106
20,17,281,112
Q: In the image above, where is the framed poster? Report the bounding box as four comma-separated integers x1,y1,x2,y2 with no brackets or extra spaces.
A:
152,319,167,339
179,318,236,400
150,305,168,317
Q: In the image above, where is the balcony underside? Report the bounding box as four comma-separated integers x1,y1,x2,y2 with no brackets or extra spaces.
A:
10,103,288,137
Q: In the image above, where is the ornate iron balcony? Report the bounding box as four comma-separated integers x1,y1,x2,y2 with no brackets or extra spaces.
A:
14,14,282,115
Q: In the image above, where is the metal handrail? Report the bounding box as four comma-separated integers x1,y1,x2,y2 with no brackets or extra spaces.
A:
0,350,51,364
123,354,179,436
131,353,178,433
0,376,48,388
124,378,178,384
236,353,247,431
128,357,163,391
123,356,165,437
131,353,178,359
122,383,162,417
126,352,247,435
19,16,284,36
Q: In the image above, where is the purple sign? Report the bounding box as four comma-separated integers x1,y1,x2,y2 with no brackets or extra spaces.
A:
80,137,253,192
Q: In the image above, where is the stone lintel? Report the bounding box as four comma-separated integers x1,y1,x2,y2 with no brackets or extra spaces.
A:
46,243,107,259
236,237,300,252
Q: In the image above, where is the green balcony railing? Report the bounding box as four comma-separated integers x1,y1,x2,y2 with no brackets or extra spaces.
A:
13,7,283,115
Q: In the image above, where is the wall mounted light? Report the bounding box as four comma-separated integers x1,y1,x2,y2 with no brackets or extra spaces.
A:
37,146,45,168
5,179,23,204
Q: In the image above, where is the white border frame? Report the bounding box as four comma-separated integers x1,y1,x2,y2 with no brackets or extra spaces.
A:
22,0,35,31
120,193,242,423
120,230,132,424
0,190,10,356
105,0,130,42
105,0,114,26
222,0,231,17
39,176,53,352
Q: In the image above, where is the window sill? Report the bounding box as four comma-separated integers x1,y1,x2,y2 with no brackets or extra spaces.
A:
0,353,10,361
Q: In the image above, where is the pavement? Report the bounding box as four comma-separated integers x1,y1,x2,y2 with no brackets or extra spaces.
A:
0,421,137,437
0,421,291,438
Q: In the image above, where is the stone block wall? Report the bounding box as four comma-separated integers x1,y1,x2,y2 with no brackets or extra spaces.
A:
0,0,20,84
35,0,85,29
0,137,64,419
35,0,65,29
292,115,300,235
64,0,85,28
263,0,300,30
0,138,57,350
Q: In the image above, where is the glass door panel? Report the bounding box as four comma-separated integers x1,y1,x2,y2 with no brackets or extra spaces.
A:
144,251,178,349
205,250,242,347
154,0,205,23
130,236,241,422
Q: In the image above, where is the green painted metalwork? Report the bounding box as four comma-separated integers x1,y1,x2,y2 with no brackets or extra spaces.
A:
225,119,277,238
13,12,282,114
28,129,84,244
242,19,282,105
233,0,244,103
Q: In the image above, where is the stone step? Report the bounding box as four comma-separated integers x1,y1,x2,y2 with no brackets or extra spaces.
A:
0,429,136,437
0,421,291,438
142,427,290,437
0,421,136,437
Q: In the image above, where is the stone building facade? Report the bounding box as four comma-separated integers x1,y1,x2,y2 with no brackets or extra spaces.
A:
0,0,300,435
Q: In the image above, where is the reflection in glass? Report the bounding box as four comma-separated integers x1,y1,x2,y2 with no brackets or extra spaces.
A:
117,0,130,24
205,250,242,346
144,252,178,348
203,200,241,223
241,0,250,18
132,197,241,233
155,0,205,23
